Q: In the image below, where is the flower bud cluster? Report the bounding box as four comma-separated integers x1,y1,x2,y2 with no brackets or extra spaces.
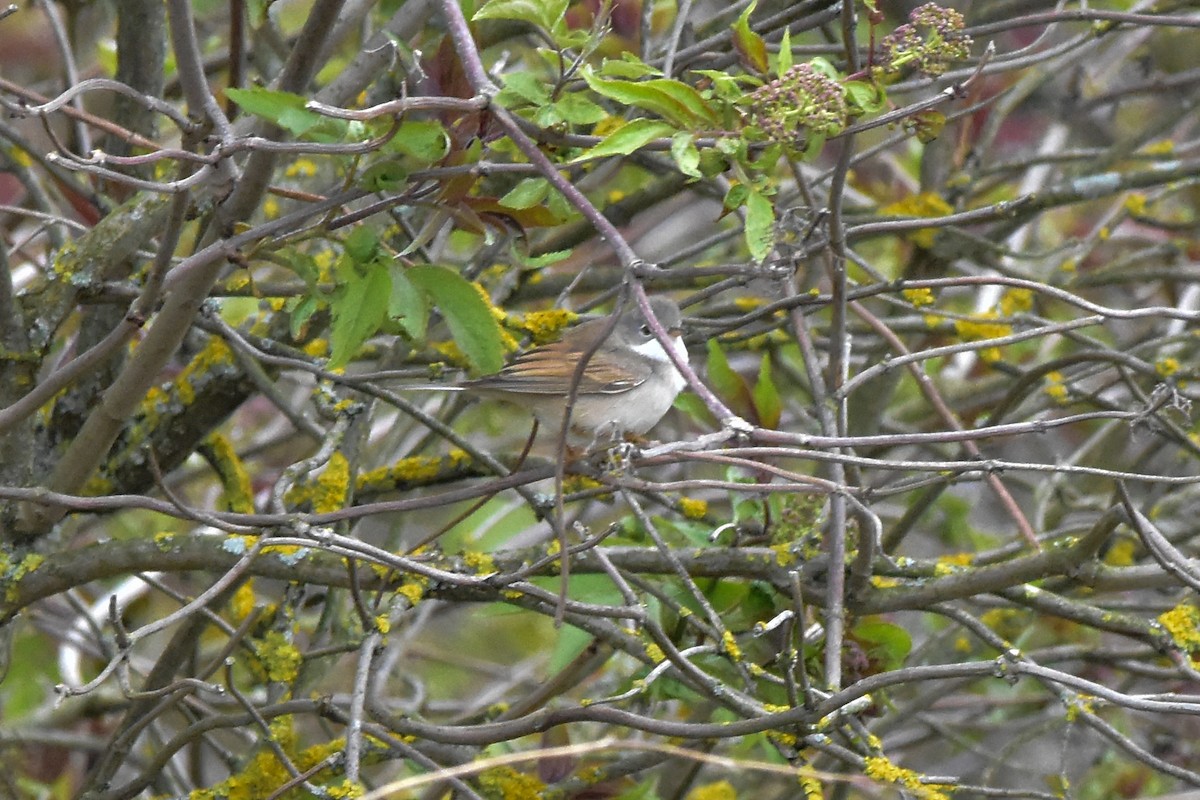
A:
746,63,847,147
876,3,972,78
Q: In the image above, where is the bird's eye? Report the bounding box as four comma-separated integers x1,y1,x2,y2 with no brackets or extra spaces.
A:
640,324,652,337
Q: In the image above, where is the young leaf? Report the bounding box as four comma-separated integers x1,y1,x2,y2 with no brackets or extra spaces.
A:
744,188,776,263
706,339,752,414
473,0,567,31
752,352,782,428
388,264,429,341
776,27,793,75
572,119,675,162
226,87,344,140
499,177,551,210
670,132,702,178
551,93,607,125
386,119,450,163
343,226,378,263
407,265,505,374
494,71,553,107
732,2,768,74
580,69,720,128
328,262,391,368
851,618,912,672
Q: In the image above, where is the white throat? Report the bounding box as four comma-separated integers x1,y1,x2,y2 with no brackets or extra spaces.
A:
630,335,689,365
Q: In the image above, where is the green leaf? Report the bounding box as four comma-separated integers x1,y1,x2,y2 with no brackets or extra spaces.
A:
407,265,505,374
845,80,887,114
776,27,793,75
572,119,675,162
499,177,551,209
723,182,749,212
732,2,768,74
226,87,344,140
580,68,720,128
752,353,782,428
388,265,428,341
552,93,607,125
386,119,450,163
328,262,391,368
599,54,663,79
360,160,408,192
852,618,912,672
706,339,751,413
473,0,566,30
670,132,702,178
495,72,552,108
344,226,379,263
513,248,572,269
744,188,776,263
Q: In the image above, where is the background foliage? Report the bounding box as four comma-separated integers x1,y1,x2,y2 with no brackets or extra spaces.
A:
2,0,1200,797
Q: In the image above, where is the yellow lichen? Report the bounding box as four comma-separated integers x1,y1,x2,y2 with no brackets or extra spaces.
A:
685,780,736,800
645,642,666,664
285,158,318,178
312,452,350,514
998,288,1033,316
397,580,426,606
477,766,545,800
678,497,709,520
462,551,496,575
902,287,935,307
1103,537,1136,567
253,631,303,683
800,775,824,799
863,756,950,800
881,192,953,248
1156,358,1180,378
517,309,577,344
1158,602,1200,657
230,581,256,621
206,433,255,514
1043,371,1069,404
721,630,742,660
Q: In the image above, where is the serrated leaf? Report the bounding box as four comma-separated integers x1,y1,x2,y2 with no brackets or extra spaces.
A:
580,68,720,128
388,265,428,341
752,352,782,428
407,266,505,374
499,177,551,209
744,188,775,262
328,263,391,368
572,119,675,162
732,2,768,74
670,132,701,178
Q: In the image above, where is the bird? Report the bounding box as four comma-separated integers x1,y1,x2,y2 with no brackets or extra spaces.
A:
433,296,689,440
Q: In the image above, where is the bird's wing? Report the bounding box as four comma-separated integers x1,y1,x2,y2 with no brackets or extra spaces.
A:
469,339,651,395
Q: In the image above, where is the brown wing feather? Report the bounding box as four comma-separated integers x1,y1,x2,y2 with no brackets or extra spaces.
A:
469,336,651,395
